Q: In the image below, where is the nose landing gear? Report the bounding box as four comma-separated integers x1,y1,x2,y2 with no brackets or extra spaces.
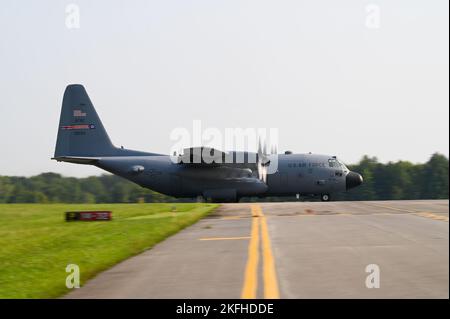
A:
320,194,330,202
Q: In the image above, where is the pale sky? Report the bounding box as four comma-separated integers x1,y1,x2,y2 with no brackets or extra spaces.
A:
0,0,448,177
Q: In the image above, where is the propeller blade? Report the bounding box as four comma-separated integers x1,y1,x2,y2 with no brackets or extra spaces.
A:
256,136,272,183
258,138,263,155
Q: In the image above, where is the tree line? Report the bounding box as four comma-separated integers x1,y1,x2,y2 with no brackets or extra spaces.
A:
0,153,447,203
334,153,448,201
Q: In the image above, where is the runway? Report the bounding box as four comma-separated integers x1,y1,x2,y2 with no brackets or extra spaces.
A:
66,200,449,299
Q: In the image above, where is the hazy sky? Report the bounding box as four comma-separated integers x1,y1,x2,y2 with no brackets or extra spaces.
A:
0,0,448,177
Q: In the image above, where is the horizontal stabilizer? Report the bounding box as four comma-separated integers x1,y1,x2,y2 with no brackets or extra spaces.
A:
52,156,101,165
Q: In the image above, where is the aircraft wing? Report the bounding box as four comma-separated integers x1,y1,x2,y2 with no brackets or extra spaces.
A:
176,148,260,170
177,147,228,165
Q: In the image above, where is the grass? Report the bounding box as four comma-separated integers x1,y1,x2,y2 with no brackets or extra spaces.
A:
0,203,218,298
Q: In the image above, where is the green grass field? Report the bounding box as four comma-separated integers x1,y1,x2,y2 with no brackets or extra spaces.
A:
0,203,217,298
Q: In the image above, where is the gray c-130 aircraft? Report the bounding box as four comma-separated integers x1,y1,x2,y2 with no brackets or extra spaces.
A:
53,84,363,202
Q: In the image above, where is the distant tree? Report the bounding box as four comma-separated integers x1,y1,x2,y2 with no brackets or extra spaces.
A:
34,191,49,203
347,156,378,200
421,153,449,199
0,177,13,203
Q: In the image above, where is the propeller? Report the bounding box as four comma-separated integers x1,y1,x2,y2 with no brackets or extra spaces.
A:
257,138,277,183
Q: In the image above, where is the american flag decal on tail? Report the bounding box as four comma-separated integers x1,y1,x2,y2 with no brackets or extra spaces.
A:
61,124,96,130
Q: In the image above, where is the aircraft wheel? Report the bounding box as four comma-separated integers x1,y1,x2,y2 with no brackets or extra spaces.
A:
321,194,330,202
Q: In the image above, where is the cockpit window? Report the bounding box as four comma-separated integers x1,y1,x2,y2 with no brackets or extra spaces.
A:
337,159,349,171
329,158,348,170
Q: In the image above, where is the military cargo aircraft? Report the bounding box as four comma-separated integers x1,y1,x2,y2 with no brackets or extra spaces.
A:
53,85,363,202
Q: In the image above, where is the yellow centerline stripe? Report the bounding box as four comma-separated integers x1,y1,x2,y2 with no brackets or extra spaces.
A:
415,212,449,222
366,202,418,213
241,204,280,299
241,207,260,299
366,203,448,222
199,236,251,241
259,209,281,299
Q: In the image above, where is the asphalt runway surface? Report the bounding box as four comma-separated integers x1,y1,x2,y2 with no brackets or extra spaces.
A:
66,200,449,299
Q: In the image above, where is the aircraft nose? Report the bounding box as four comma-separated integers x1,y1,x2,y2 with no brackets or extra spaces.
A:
346,171,363,190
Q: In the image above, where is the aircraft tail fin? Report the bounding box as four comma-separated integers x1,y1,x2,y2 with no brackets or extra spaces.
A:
54,84,118,158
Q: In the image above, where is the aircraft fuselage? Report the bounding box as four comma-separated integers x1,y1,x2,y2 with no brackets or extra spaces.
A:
95,153,360,201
